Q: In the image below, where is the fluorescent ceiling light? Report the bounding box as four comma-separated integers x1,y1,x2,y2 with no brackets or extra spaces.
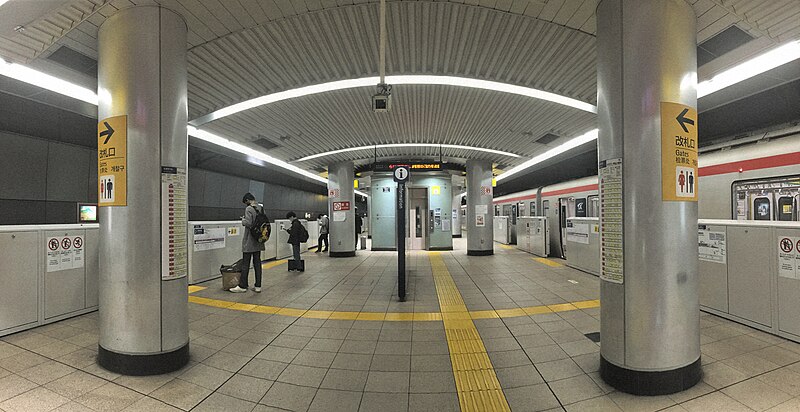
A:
191,75,597,125
0,0,10,7
698,40,800,98
0,60,98,105
355,190,369,198
188,125,329,185
296,143,520,162
495,129,599,182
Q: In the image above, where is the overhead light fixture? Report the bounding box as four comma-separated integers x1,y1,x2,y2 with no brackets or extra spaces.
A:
0,59,98,105
0,0,11,7
190,75,597,125
495,129,599,182
295,143,520,162
698,40,800,98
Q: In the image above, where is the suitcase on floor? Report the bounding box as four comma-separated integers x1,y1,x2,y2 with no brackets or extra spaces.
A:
220,259,243,290
288,259,305,272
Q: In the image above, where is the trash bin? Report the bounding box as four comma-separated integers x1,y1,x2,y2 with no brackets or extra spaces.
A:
220,259,243,290
360,235,367,250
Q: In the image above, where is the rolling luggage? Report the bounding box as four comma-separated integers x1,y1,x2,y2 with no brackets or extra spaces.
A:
220,259,243,290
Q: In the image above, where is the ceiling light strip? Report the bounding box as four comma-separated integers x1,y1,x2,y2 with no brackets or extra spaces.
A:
495,129,599,182
698,40,800,98
295,143,520,162
190,75,598,126
0,60,98,105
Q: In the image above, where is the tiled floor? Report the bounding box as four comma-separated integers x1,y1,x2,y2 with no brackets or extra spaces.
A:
2,239,800,411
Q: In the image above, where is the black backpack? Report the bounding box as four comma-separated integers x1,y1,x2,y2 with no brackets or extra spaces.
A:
298,223,309,243
250,206,271,243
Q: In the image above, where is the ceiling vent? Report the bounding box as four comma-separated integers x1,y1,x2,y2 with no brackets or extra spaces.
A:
697,25,754,67
46,46,97,77
535,133,560,145
252,136,280,150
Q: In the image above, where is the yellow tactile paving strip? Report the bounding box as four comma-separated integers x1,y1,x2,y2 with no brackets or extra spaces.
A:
533,257,564,267
429,252,511,412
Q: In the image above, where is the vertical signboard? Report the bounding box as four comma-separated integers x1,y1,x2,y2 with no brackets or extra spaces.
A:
600,158,623,284
161,167,188,280
394,166,410,301
97,116,128,206
661,102,698,202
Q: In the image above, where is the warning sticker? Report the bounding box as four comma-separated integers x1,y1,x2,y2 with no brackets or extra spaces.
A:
661,102,698,202
98,115,127,206
698,229,726,264
778,237,800,279
600,158,623,284
46,235,84,272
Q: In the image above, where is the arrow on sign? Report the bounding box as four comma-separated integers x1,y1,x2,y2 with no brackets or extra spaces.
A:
100,121,115,144
676,108,695,133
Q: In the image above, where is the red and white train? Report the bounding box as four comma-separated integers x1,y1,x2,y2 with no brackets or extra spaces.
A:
493,126,800,258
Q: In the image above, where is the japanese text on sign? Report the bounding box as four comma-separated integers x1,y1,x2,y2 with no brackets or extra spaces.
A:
661,102,698,201
600,158,623,284
97,115,127,206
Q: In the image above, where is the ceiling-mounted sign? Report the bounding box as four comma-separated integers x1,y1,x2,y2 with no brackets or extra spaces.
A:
661,102,698,202
98,115,127,206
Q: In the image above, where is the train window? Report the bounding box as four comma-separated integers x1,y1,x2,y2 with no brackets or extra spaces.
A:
495,205,500,216
575,198,587,217
778,196,795,221
530,202,536,216
753,197,771,220
732,176,800,221
588,195,599,217
511,204,518,225
543,200,550,216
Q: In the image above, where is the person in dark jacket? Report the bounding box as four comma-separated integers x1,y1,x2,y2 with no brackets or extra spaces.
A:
285,211,304,271
231,193,265,293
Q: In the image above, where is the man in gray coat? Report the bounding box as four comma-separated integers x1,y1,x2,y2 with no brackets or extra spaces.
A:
230,193,265,293
316,213,329,253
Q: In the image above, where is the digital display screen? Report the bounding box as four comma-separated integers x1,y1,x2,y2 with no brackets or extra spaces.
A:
79,204,97,223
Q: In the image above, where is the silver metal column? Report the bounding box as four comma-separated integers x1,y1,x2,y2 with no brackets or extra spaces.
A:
97,6,189,375
597,0,701,394
466,160,493,256
328,161,356,257
452,176,463,238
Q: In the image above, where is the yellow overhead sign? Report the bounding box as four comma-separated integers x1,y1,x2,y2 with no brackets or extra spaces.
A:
661,102,698,202
97,115,127,206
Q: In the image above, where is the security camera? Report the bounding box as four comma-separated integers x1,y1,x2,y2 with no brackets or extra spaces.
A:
372,94,390,112
372,83,392,113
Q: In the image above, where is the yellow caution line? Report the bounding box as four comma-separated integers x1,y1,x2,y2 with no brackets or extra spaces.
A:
429,253,511,412
187,285,206,294
498,244,514,250
262,259,288,270
186,293,599,321
533,257,563,267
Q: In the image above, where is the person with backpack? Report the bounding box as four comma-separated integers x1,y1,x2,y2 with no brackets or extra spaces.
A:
230,193,269,293
285,211,308,271
316,213,329,253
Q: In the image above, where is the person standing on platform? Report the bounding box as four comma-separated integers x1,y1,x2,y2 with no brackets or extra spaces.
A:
316,213,329,253
355,207,363,248
285,212,307,271
231,193,265,293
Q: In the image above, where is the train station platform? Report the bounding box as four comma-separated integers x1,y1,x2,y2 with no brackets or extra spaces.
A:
2,240,800,411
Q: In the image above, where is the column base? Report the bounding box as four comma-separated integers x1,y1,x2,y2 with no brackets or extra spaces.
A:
429,247,454,251
600,355,702,395
98,343,189,376
467,249,493,256
371,247,397,251
452,234,462,238
329,251,356,258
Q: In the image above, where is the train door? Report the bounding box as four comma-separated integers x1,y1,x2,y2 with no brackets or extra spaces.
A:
543,200,561,258
777,192,797,221
751,193,773,221
588,195,599,217
559,198,576,258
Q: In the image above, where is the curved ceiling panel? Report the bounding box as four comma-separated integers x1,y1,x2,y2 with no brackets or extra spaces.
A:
200,83,597,171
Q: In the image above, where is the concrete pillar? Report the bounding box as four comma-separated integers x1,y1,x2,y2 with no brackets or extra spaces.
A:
452,193,462,238
97,6,189,375
328,161,356,257
597,0,700,395
466,160,493,256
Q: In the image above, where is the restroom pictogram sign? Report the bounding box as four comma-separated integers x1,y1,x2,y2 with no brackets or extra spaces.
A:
98,115,127,207
661,102,698,202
